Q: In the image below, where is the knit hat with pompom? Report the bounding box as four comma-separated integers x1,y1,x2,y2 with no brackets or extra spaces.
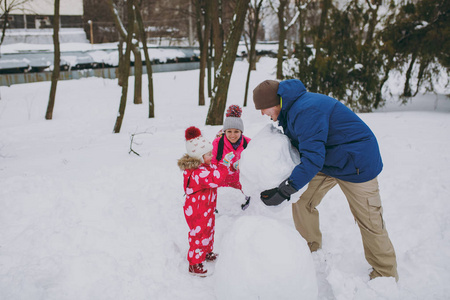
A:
223,105,244,132
185,126,213,161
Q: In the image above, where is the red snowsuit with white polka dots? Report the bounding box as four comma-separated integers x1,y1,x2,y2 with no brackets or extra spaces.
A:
179,155,229,265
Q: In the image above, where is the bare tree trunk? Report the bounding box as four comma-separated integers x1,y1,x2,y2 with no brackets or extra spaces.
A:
113,0,134,133
311,0,332,91
194,0,204,105
403,51,417,98
195,0,211,106
276,0,288,79
295,0,308,70
118,36,125,86
207,33,213,97
363,0,382,50
211,0,224,72
376,54,394,109
244,0,263,107
108,0,142,104
114,0,126,86
131,15,142,105
135,0,155,118
202,1,212,105
45,0,60,120
132,40,143,104
360,0,381,109
1,11,9,47
243,62,252,107
188,1,194,45
317,0,331,43
206,0,250,125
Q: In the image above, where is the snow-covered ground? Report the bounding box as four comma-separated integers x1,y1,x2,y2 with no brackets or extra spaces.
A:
1,57,450,299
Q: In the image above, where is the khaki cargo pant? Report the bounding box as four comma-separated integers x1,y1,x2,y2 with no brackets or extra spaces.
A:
292,172,398,280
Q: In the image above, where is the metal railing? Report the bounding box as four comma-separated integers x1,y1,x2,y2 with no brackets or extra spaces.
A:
0,62,200,86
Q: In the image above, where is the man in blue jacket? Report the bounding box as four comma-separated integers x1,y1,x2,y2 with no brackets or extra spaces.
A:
253,79,398,281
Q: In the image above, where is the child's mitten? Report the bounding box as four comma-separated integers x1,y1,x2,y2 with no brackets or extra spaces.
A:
233,160,240,170
222,152,235,167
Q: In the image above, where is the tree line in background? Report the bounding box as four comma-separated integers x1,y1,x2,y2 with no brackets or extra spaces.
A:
285,0,449,112
44,0,449,132
83,0,196,45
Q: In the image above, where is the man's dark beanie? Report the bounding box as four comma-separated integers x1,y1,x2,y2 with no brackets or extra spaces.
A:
253,80,280,109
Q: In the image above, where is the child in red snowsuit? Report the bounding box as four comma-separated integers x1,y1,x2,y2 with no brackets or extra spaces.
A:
178,126,235,277
212,105,251,209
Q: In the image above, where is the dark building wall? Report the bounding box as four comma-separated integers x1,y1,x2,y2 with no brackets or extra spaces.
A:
7,15,83,29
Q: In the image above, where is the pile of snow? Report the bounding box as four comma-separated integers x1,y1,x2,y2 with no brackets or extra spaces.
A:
239,123,301,205
214,215,317,300
214,124,316,299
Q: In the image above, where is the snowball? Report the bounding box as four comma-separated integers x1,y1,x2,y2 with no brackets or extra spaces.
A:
239,124,301,207
214,215,318,300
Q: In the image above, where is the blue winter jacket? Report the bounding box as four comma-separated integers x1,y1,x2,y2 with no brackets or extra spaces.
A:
277,79,383,190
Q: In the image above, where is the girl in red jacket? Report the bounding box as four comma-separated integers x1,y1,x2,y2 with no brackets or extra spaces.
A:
212,105,251,209
178,126,234,277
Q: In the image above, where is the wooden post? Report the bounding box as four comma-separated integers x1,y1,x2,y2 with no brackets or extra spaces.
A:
88,20,93,44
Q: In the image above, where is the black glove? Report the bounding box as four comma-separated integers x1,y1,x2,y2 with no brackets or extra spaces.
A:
260,179,297,206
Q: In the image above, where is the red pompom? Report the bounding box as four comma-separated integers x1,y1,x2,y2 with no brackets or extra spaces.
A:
185,126,202,140
226,105,242,118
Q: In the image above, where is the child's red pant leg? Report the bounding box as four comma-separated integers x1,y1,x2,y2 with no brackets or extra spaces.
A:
184,193,217,265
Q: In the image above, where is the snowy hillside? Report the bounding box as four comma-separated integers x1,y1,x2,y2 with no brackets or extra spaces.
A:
0,57,449,299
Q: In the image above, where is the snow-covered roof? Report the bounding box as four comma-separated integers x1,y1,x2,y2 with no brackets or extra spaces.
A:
4,0,83,16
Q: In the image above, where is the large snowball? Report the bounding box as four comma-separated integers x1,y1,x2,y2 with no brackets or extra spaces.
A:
214,215,318,300
240,124,301,205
